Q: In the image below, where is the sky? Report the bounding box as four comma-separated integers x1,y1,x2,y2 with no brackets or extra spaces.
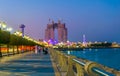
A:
0,0,120,42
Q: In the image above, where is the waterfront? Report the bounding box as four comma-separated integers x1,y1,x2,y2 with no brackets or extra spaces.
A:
64,48,120,71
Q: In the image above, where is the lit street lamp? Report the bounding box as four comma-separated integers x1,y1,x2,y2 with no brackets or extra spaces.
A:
6,27,12,56
6,27,12,32
0,22,1,28
0,22,2,57
0,21,7,57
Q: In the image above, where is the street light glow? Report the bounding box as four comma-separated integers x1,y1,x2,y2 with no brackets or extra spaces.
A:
6,27,12,32
0,21,7,29
0,22,1,28
1,22,6,29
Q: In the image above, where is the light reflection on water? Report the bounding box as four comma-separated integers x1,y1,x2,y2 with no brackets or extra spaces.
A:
64,48,120,70
67,51,71,54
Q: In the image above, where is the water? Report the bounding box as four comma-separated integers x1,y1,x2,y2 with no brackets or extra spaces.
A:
64,48,120,70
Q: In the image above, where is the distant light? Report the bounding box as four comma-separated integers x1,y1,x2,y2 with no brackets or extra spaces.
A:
67,40,70,43
6,27,12,32
95,41,97,43
43,40,46,43
76,46,79,48
104,41,107,43
0,22,1,28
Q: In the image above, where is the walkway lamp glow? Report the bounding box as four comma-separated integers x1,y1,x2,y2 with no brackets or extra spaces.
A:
14,31,22,37
0,22,2,57
0,22,6,29
6,27,12,32
0,21,7,57
1,22,6,30
0,22,2,29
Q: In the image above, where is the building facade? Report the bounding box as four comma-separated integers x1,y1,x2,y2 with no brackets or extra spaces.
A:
45,20,67,43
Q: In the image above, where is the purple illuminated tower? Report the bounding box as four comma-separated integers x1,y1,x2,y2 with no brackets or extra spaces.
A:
19,24,25,38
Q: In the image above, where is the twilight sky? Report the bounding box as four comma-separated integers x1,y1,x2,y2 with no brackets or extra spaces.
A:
0,0,120,42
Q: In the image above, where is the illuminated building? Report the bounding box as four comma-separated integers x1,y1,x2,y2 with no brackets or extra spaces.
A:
45,20,67,42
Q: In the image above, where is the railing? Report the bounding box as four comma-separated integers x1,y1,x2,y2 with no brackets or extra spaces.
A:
49,48,120,76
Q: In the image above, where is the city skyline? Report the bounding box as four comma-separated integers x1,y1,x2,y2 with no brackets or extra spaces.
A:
0,0,120,42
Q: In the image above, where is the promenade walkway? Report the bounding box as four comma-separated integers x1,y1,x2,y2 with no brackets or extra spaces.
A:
0,51,55,76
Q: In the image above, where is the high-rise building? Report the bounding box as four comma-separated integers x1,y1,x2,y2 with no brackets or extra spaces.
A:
45,20,67,43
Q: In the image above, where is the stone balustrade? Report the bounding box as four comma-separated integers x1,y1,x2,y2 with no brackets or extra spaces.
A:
49,48,120,76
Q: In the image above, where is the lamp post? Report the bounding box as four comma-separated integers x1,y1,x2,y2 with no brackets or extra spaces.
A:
0,22,1,29
19,24,25,53
0,22,2,57
0,22,7,57
6,27,12,56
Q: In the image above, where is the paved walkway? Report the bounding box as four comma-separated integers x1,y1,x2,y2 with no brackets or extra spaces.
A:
0,52,55,76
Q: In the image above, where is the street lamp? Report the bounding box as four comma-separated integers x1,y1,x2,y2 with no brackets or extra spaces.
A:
0,22,2,29
6,27,12,32
6,27,12,55
0,22,2,57
0,21,7,57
